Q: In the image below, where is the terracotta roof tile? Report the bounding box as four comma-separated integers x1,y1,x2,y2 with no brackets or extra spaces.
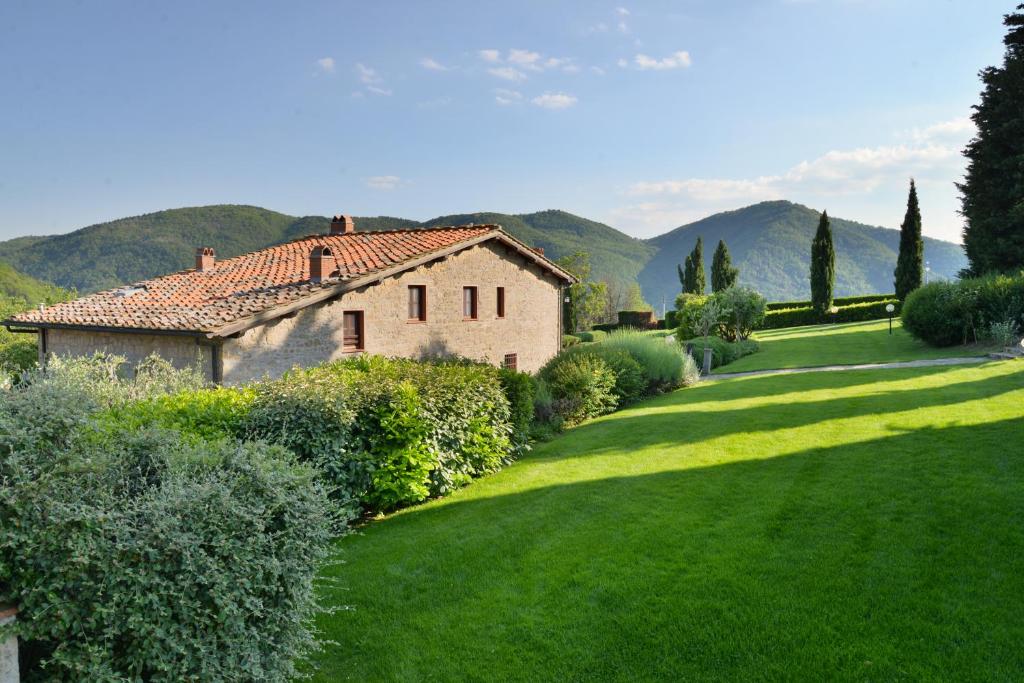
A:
10,225,501,334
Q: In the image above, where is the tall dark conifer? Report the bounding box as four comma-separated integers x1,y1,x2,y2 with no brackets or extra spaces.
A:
711,239,739,292
894,179,924,300
689,237,706,295
810,211,835,313
959,4,1024,275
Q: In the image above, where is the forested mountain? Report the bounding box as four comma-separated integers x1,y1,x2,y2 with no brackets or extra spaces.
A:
0,261,72,305
0,201,966,303
639,201,966,305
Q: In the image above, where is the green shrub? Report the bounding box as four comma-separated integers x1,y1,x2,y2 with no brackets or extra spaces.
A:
673,293,708,339
897,274,1024,347
681,336,759,369
0,378,334,681
97,385,257,441
576,329,607,343
600,328,686,392
0,339,37,379
562,334,581,348
592,322,618,333
540,353,617,426
498,367,536,448
766,293,895,310
714,286,767,340
664,309,681,330
583,347,646,404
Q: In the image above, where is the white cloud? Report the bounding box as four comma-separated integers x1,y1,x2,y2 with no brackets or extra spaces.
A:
584,21,609,34
615,118,975,239
616,6,630,16
508,49,543,69
488,66,528,82
420,57,449,71
316,57,335,74
591,66,606,76
633,51,692,70
617,58,629,68
532,92,577,110
417,96,452,109
494,88,523,105
366,85,392,96
355,63,381,84
350,91,365,99
366,175,401,190
479,49,501,63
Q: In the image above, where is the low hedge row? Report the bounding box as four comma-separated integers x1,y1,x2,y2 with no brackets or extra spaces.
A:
758,300,900,330
765,293,895,311
902,273,1024,346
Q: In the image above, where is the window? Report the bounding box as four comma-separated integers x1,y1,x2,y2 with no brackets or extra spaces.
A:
408,285,426,321
496,287,505,318
342,311,364,351
463,286,478,320
502,353,518,370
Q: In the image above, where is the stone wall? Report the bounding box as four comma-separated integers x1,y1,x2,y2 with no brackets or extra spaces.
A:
0,606,17,683
221,241,562,383
44,329,213,380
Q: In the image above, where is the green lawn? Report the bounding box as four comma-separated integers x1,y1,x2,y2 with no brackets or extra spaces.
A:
717,319,994,374
311,360,1024,680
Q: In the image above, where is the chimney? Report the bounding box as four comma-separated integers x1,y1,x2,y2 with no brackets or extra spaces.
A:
330,214,355,235
533,247,545,256
309,246,335,282
195,247,215,271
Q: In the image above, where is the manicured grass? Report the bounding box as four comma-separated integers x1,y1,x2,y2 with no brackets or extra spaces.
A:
718,318,994,373
311,360,1024,680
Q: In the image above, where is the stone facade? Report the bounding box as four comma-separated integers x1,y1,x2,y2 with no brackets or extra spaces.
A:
220,241,562,384
40,241,563,384
43,328,213,379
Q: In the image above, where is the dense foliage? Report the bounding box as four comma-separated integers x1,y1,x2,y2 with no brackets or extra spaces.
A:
765,293,896,311
711,239,739,292
714,287,767,341
894,180,924,300
901,273,1024,347
537,330,697,427
679,237,706,295
959,5,1024,276
680,336,759,370
0,357,335,681
810,211,836,313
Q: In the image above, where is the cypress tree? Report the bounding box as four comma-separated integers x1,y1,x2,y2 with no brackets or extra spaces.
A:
689,237,706,295
711,239,739,292
894,179,924,300
959,4,1024,275
810,211,835,313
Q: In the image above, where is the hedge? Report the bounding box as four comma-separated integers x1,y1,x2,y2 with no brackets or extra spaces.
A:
576,330,607,343
902,273,1024,346
758,300,901,330
765,293,896,311
617,310,658,329
681,337,759,369
0,358,334,681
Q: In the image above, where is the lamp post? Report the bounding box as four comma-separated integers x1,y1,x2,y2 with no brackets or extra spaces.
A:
886,303,895,335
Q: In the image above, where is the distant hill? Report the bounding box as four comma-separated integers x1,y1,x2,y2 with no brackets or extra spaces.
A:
0,261,72,305
639,201,967,305
0,205,650,294
0,200,966,305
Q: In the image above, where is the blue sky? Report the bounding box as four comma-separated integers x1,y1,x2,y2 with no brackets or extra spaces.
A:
0,0,1011,243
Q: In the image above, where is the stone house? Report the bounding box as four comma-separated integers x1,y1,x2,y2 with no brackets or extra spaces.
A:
4,216,575,384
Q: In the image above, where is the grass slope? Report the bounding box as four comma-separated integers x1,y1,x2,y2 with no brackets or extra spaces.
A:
640,200,967,305
718,319,996,373
311,360,1024,680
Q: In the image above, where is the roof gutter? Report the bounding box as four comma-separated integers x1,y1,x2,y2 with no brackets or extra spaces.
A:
1,320,210,338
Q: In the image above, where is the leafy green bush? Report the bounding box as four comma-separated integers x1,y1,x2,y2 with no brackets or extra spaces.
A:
0,338,37,379
901,274,1024,346
673,293,708,339
576,329,607,343
97,386,257,441
540,353,617,426
562,334,582,348
599,328,686,392
0,366,334,682
498,367,536,448
714,286,767,341
681,337,759,369
664,309,681,330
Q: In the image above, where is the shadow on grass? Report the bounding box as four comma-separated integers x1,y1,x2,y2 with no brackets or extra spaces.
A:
527,362,1022,461
314,414,1024,681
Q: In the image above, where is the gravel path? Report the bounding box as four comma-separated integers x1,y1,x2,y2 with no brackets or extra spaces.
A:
708,356,990,381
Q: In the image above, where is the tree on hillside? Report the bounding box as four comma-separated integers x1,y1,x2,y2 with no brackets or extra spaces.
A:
711,239,739,292
558,251,608,332
810,211,835,313
959,4,1024,276
677,260,689,293
894,179,924,300
680,238,706,295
